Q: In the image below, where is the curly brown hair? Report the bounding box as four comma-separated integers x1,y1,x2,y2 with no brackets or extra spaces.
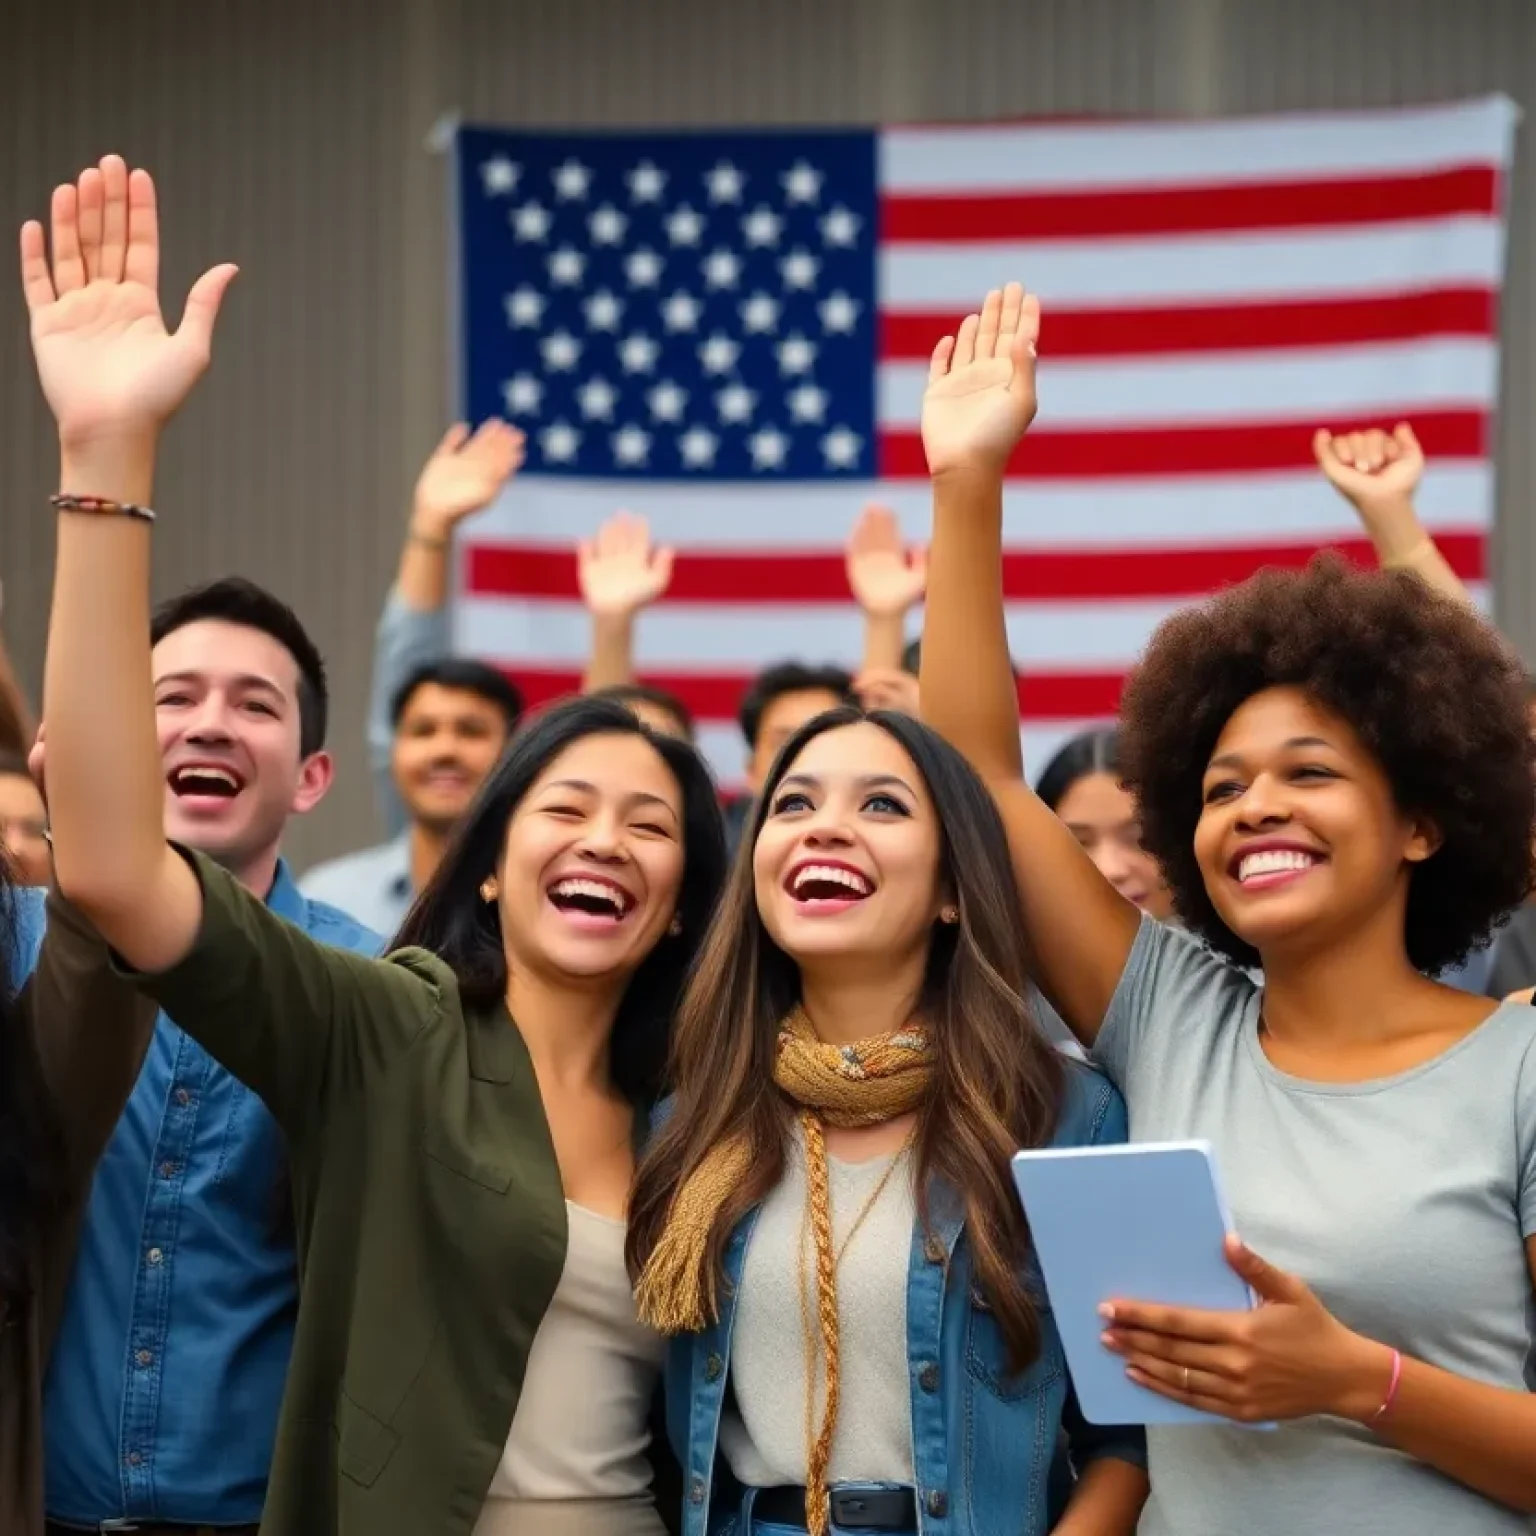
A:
1117,554,1535,975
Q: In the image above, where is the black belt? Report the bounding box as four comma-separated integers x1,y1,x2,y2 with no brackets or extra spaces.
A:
46,1523,260,1536
752,1485,917,1530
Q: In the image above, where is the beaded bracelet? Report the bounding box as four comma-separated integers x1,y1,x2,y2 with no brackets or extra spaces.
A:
50,493,156,523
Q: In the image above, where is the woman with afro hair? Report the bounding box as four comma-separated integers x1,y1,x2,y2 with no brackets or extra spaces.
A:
917,283,1536,1535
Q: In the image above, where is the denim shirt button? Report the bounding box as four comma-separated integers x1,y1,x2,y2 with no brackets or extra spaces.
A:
925,1489,948,1518
689,1476,706,1505
918,1361,940,1393
705,1352,723,1382
923,1236,944,1264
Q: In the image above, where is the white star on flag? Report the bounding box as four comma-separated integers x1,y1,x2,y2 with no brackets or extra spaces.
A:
502,374,543,415
716,382,757,425
541,330,582,372
626,248,665,288
788,382,828,423
619,333,660,374
647,381,688,423
782,160,823,204
742,206,782,248
541,421,581,463
612,425,652,466
578,377,618,421
627,161,667,203
662,290,702,332
666,205,705,247
553,158,592,200
548,247,586,286
777,333,817,375
819,291,860,333
780,249,820,291
820,205,861,247
584,290,624,332
512,202,552,243
821,425,862,468
504,287,545,328
749,427,790,470
741,292,780,334
589,205,628,246
481,158,519,195
679,425,719,468
702,249,741,290
705,161,744,204
699,334,740,375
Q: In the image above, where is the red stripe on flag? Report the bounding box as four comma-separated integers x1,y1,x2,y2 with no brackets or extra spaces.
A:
877,409,1487,480
879,287,1497,361
879,164,1500,243
465,533,1485,606
499,668,1128,723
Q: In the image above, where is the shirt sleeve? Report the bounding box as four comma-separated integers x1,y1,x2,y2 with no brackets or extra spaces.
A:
123,845,448,1138
1515,1024,1536,1240
370,587,451,836
13,884,160,1191
1092,915,1256,1092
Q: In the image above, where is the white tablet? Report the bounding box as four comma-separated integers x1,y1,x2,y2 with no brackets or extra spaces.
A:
1011,1139,1270,1428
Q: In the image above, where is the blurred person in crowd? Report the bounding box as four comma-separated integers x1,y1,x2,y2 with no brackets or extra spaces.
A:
0,751,51,886
589,682,695,742
0,738,159,1536
924,285,1536,1535
302,657,522,934
29,152,728,1536
35,574,382,1528
631,701,1148,1536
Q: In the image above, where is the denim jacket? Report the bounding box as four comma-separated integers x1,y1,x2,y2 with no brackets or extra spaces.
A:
663,1060,1146,1536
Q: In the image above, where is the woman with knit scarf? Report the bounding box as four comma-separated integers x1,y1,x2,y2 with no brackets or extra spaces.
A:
627,702,1149,1536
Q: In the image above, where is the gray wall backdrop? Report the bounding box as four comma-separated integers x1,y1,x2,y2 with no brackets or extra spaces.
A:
1,0,1531,869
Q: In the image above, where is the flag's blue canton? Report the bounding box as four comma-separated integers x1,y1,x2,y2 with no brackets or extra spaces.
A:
457,126,878,480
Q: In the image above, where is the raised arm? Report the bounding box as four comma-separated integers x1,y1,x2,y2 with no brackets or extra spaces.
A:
918,285,1139,1040
846,503,925,673
1313,423,1473,608
577,511,674,692
25,156,233,972
371,420,525,830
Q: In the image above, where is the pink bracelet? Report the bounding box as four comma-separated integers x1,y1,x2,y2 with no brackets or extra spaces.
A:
1369,1348,1403,1426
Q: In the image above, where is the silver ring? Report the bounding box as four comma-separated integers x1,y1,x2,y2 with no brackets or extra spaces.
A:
1183,1365,1191,1392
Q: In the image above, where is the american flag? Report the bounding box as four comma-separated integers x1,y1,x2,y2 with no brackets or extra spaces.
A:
451,99,1515,789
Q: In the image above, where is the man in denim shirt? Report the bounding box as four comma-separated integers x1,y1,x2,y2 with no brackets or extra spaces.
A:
43,580,381,1535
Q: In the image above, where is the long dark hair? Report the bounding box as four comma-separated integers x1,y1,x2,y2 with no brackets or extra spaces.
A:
393,697,727,1105
0,878,63,1307
628,706,1066,1370
1035,726,1120,812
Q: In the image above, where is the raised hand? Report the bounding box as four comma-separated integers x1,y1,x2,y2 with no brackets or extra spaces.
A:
845,505,926,616
412,419,526,539
1313,423,1424,519
921,282,1039,479
578,512,675,619
20,156,236,451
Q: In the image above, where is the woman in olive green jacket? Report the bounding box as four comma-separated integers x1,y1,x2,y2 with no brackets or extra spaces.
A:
27,155,726,1536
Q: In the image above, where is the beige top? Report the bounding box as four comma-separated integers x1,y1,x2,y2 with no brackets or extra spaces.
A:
477,1202,665,1521
720,1133,917,1487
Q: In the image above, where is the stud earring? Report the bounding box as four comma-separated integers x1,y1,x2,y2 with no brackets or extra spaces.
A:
668,914,682,937
940,904,959,925
480,879,498,904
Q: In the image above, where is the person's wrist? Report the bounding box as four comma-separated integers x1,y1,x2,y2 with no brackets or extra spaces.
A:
930,456,1008,491
58,429,158,508
1356,499,1428,564
1328,1332,1396,1424
590,605,638,628
408,504,457,545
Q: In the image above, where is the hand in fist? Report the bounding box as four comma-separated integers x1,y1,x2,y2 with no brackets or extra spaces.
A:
1313,423,1424,520
921,282,1039,479
578,512,675,619
845,505,926,617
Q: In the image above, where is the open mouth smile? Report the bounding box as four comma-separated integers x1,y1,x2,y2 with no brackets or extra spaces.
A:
167,763,246,805
1229,842,1325,892
785,859,875,915
546,874,637,928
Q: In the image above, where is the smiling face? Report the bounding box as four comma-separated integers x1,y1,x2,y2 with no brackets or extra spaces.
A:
1053,770,1172,920
753,721,945,972
494,731,686,983
393,683,513,835
153,619,332,877
1193,686,1437,963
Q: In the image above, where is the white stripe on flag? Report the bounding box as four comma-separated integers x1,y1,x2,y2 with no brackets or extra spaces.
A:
877,338,1497,430
879,218,1504,310
879,97,1517,194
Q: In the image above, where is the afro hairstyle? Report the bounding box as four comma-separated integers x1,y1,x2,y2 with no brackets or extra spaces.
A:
1117,554,1535,976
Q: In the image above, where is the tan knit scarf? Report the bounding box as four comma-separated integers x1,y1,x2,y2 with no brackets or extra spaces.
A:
635,1007,931,1535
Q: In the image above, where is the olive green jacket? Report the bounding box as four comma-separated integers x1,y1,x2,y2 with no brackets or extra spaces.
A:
132,847,594,1536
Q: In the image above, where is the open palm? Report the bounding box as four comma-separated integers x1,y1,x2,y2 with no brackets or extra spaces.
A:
578,511,675,617
20,156,235,446
921,282,1040,478
414,419,527,531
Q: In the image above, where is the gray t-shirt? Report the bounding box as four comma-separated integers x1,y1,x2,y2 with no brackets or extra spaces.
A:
1094,916,1536,1536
